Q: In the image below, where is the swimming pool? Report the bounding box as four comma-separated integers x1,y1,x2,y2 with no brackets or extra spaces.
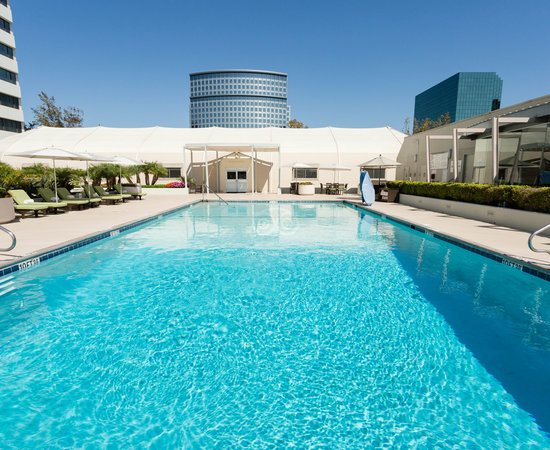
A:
0,202,549,447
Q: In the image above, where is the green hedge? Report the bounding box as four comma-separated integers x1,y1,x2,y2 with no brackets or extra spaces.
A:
142,184,168,188
386,181,550,214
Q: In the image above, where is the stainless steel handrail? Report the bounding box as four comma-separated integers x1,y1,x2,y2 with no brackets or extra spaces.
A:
0,225,16,251
528,223,550,254
203,184,229,205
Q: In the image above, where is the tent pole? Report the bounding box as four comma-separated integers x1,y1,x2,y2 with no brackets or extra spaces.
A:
182,146,188,193
278,147,281,195
216,150,219,192
190,150,195,188
250,145,255,194
204,145,209,194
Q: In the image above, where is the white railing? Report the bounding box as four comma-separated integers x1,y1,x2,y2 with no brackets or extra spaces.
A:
528,223,550,254
0,225,16,251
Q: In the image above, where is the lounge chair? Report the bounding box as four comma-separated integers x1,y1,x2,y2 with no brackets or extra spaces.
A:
8,189,68,214
38,187,89,210
81,186,121,204
82,186,116,204
58,187,101,207
12,202,49,217
114,184,146,200
93,185,127,202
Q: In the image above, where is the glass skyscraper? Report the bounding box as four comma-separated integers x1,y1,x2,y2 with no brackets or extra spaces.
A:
189,70,290,128
414,72,503,124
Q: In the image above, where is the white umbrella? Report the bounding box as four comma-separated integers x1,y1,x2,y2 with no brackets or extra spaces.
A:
6,147,94,203
284,162,319,168
318,164,351,182
359,154,401,187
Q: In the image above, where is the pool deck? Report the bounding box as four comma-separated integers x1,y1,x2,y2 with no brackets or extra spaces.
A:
1,192,549,272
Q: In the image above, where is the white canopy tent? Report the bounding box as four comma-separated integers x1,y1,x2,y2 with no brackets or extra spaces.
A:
183,143,280,194
0,126,406,193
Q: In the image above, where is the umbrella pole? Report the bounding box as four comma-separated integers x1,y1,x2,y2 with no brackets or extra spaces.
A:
86,161,91,197
53,159,58,203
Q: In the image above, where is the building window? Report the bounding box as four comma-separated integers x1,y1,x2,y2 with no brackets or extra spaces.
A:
0,118,21,133
0,43,13,59
293,168,318,179
0,17,10,33
0,67,16,84
0,1,7,7
166,167,181,178
0,92,19,108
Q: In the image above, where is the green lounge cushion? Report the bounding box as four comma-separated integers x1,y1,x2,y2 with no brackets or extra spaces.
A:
14,204,49,211
54,187,90,205
92,186,123,200
9,190,68,208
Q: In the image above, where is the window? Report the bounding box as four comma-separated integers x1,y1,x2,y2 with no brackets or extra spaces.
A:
0,1,7,7
293,168,318,179
0,92,19,108
166,167,181,178
0,118,21,132
0,17,10,33
0,67,16,84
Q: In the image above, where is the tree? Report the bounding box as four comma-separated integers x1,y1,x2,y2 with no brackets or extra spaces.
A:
402,117,411,135
89,164,119,189
142,161,167,185
413,112,451,134
288,119,308,129
31,91,84,128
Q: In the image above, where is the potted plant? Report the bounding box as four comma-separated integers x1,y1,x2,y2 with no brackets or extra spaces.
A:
0,163,17,223
0,197,15,223
298,182,315,195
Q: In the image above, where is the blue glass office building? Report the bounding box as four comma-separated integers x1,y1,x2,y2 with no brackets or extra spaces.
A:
414,72,503,124
189,70,290,128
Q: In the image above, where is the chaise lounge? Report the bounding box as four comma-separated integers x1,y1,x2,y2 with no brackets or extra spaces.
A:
58,187,101,207
38,187,90,210
84,186,122,205
9,189,68,214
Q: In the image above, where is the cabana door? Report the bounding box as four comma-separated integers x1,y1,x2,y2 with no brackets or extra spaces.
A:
226,169,248,193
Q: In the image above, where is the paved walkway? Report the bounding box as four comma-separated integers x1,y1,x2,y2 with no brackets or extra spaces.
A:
364,201,550,270
0,191,549,271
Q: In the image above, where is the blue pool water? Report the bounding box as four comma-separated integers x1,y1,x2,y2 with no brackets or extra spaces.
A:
0,202,549,447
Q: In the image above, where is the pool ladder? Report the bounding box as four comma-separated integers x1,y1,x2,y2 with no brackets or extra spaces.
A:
0,275,15,297
0,225,16,252
528,223,550,255
202,184,229,205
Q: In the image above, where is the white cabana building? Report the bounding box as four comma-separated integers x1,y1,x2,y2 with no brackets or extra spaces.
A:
0,126,405,193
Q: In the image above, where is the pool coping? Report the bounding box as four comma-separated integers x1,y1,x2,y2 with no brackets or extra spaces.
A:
344,201,550,282
1,199,549,283
0,200,202,278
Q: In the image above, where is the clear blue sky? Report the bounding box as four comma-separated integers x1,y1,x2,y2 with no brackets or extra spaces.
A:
13,0,550,131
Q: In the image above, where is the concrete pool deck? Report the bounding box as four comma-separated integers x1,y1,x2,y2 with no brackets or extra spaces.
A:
0,191,549,272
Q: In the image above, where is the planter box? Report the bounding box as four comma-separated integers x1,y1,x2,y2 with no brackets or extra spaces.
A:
399,194,550,236
298,184,315,195
0,198,15,224
387,188,399,202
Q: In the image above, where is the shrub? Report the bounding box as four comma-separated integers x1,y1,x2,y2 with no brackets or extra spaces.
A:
387,181,550,214
166,181,186,188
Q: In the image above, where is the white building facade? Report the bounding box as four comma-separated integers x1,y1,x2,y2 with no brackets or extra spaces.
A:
0,0,23,137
